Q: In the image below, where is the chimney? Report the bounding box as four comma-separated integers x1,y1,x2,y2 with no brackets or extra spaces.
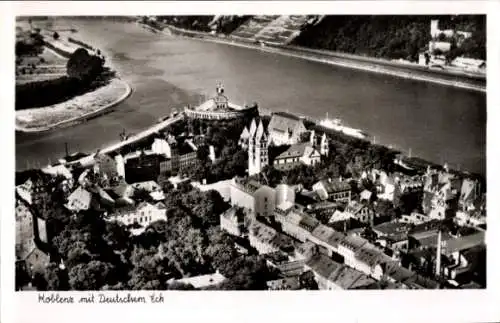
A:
435,230,442,278
65,142,69,157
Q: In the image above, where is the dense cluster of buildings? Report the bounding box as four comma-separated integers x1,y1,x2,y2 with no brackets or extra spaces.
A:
218,163,485,289
183,83,258,120
216,114,486,289
15,81,486,291
419,19,486,72
239,112,330,176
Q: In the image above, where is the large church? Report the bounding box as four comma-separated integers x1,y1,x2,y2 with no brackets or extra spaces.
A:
240,118,269,176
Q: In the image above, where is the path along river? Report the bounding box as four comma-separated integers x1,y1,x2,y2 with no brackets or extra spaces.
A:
16,19,486,176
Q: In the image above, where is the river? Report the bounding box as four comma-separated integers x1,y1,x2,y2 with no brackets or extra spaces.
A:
16,19,486,176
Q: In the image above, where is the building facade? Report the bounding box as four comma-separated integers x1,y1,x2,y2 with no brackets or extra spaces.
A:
267,112,307,146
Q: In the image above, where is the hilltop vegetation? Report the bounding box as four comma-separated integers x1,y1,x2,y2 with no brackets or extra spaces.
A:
294,15,486,62
16,46,108,110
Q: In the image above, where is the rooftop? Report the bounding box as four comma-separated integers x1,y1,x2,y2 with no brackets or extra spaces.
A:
296,240,317,256
266,276,301,290
298,213,320,231
373,222,412,237
233,178,263,195
306,254,343,279
250,221,277,244
339,235,368,252
330,265,375,289
344,200,367,215
176,272,226,289
317,179,351,194
311,224,336,243
354,246,382,267
443,231,485,255
268,112,305,134
275,142,317,160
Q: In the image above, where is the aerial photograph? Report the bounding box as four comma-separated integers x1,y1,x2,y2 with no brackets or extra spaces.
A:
15,14,486,291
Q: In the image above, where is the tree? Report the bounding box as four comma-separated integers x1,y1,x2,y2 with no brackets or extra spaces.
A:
45,262,69,291
66,48,104,82
69,260,114,290
32,270,48,291
53,31,59,40
15,262,31,290
300,270,319,290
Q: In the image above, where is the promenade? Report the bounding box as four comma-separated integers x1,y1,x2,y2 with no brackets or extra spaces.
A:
51,114,184,169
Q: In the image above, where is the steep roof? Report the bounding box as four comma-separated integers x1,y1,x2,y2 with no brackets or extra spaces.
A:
306,254,342,279
317,179,351,194
66,186,93,211
268,112,305,134
250,221,277,244
312,224,336,243
339,235,368,252
275,143,317,160
255,120,267,141
344,201,367,215
235,178,263,195
329,265,369,289
299,213,320,232
249,119,257,137
240,126,250,139
443,231,485,255
373,222,412,238
354,246,386,267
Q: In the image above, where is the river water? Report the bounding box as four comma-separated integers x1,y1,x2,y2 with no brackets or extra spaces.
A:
16,19,486,176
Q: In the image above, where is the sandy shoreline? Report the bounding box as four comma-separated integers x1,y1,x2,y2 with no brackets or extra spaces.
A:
16,28,132,133
16,78,132,133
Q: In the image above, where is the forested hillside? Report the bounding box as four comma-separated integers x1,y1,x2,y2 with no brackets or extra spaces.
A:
293,15,486,62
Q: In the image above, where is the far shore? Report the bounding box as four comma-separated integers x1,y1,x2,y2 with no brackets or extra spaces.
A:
162,24,486,93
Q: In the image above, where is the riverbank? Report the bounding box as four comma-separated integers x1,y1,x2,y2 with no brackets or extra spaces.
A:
15,78,132,133
164,25,486,93
16,23,133,133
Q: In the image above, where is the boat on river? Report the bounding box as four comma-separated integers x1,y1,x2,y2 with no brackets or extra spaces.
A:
318,113,370,140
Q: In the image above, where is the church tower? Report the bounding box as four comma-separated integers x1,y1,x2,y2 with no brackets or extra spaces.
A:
248,120,269,176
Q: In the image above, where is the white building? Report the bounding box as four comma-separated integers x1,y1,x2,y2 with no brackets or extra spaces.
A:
65,186,93,212
109,201,167,235
267,112,307,146
151,138,172,158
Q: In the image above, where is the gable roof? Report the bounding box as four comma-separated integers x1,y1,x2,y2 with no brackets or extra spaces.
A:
306,254,342,279
345,201,367,215
66,186,93,210
443,231,485,255
312,224,336,243
275,143,317,160
266,276,301,290
255,120,267,141
176,272,226,289
249,119,257,137
268,112,305,135
240,126,250,139
316,179,351,194
339,235,368,252
329,265,372,289
250,221,278,244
